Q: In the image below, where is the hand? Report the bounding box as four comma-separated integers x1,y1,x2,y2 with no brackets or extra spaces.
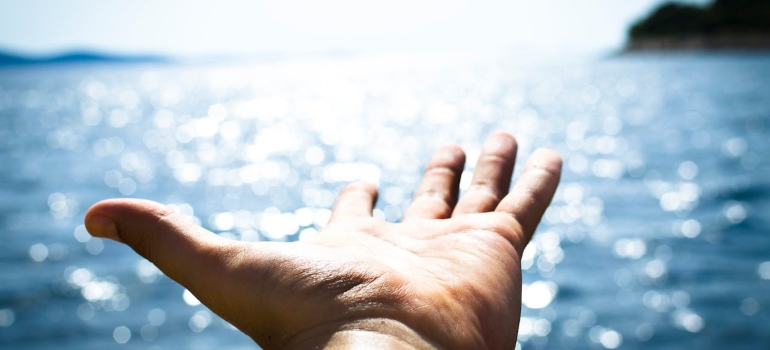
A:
84,131,561,350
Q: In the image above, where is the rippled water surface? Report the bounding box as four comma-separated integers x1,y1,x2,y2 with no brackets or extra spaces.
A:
1,53,769,349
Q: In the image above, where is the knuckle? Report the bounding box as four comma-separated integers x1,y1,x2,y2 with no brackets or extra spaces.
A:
418,188,453,203
468,183,503,200
424,165,457,179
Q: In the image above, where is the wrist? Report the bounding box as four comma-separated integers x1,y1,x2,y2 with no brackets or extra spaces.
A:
287,318,441,350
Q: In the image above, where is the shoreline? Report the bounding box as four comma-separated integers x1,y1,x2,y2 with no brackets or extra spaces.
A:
625,35,770,52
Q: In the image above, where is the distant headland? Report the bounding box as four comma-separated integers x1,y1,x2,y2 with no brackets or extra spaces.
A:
626,0,770,51
0,51,168,66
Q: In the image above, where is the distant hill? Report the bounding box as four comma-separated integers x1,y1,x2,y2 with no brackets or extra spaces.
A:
626,0,770,51
0,51,169,66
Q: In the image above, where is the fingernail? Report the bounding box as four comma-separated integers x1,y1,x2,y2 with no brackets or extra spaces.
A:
86,215,121,242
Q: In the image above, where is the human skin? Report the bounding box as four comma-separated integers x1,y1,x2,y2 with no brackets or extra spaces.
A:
84,131,562,350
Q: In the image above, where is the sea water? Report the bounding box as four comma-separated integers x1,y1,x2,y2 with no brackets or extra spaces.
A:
0,52,768,349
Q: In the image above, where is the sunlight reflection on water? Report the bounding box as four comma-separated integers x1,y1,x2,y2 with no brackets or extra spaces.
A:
1,52,769,349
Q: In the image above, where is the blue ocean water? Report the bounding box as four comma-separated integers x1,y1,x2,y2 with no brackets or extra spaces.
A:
0,52,768,349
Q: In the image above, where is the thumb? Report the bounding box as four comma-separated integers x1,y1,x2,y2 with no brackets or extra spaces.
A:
84,198,239,293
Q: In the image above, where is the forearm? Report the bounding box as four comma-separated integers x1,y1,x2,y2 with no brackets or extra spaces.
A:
286,318,441,350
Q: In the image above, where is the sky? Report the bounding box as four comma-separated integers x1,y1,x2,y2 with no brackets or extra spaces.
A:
0,0,711,57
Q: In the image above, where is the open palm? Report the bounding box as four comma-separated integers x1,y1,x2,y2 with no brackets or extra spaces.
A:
85,132,561,349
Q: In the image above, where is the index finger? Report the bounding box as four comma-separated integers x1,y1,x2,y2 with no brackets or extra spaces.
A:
495,148,562,241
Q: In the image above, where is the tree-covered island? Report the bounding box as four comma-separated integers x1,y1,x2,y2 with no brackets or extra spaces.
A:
626,0,770,50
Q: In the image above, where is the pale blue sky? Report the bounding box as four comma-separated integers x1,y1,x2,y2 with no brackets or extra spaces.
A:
0,0,710,56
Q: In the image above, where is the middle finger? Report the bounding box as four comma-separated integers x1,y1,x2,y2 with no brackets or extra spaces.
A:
452,131,518,215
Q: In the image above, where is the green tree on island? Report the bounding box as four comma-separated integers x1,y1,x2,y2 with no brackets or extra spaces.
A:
628,0,770,50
